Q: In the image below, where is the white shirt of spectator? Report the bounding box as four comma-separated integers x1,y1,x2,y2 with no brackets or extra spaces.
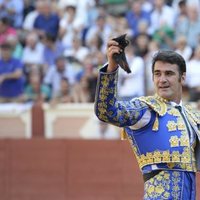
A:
43,64,75,98
186,59,200,88
118,56,145,98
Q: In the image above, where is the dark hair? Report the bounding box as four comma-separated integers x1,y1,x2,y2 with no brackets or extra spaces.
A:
178,0,186,7
151,50,186,75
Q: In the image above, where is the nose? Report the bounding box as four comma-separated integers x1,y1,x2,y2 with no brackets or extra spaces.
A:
159,74,167,83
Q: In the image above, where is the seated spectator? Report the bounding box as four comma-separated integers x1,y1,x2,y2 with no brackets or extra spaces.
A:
134,32,151,58
175,35,193,62
149,0,175,35
22,0,42,32
59,3,84,49
42,33,65,70
23,0,35,19
152,23,174,49
117,45,145,100
50,77,73,106
0,42,24,102
64,35,89,64
43,55,75,98
185,45,200,101
22,31,44,75
85,14,112,52
125,1,150,37
0,16,16,45
6,34,23,60
72,75,91,103
23,70,51,103
0,0,24,28
33,0,60,38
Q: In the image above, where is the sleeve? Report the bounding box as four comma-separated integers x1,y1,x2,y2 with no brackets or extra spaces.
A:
94,64,149,127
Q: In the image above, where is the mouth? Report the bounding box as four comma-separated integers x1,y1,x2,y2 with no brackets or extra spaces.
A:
159,86,170,90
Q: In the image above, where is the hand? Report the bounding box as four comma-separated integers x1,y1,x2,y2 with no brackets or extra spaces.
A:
106,39,121,73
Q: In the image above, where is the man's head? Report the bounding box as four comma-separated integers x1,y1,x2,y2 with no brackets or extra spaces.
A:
0,42,13,60
151,50,186,103
55,56,66,73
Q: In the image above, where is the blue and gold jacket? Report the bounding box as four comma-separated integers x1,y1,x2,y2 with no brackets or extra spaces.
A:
94,67,200,174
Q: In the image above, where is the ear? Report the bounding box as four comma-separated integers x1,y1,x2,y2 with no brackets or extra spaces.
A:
181,72,186,84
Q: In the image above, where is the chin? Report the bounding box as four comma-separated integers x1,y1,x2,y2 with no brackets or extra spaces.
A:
158,92,171,101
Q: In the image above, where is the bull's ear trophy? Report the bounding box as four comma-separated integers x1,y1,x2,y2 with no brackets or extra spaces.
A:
112,34,131,74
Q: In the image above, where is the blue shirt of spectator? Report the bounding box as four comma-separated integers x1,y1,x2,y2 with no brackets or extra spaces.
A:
34,13,60,38
0,44,24,98
43,34,65,67
126,3,151,36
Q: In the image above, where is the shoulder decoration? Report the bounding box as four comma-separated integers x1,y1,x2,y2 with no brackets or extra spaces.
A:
184,104,200,124
138,94,168,116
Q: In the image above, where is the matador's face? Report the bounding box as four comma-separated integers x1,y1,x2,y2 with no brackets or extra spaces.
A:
153,61,186,104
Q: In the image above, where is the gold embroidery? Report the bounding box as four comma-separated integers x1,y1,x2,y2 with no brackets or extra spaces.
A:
144,171,182,200
179,135,189,146
169,136,179,147
162,151,170,162
176,119,186,130
171,151,180,162
167,121,177,131
168,108,180,116
146,152,154,163
154,151,162,163
139,95,168,116
152,114,159,131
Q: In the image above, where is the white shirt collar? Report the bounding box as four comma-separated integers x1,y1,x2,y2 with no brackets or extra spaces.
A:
170,100,183,107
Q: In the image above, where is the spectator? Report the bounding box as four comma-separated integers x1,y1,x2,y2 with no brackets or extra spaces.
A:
152,21,175,49
64,35,89,63
149,0,175,35
0,42,24,102
58,3,83,49
24,70,51,103
23,0,35,19
175,35,193,62
118,45,145,99
144,40,160,95
0,16,16,45
43,55,75,98
134,32,151,58
125,0,151,37
185,4,200,48
50,77,74,106
42,33,65,70
0,0,24,28
22,0,43,32
6,34,23,60
185,45,200,101
33,0,60,38
72,75,91,103
85,14,112,52
22,32,44,75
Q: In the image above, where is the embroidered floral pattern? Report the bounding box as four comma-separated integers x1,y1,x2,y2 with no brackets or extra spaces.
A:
95,72,147,127
144,171,181,200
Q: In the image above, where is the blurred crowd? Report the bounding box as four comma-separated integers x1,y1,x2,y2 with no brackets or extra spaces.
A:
0,0,200,108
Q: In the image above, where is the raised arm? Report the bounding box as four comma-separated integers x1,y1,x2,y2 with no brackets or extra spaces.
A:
94,38,148,127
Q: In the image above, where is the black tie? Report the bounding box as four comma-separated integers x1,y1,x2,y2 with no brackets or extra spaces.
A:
175,105,192,141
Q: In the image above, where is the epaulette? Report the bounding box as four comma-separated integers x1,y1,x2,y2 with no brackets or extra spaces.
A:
184,104,200,124
138,95,168,116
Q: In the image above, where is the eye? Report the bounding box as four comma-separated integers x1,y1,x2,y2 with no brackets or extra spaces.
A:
154,72,160,76
165,71,174,76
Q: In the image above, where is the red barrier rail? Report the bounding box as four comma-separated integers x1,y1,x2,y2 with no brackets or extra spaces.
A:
0,139,199,200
